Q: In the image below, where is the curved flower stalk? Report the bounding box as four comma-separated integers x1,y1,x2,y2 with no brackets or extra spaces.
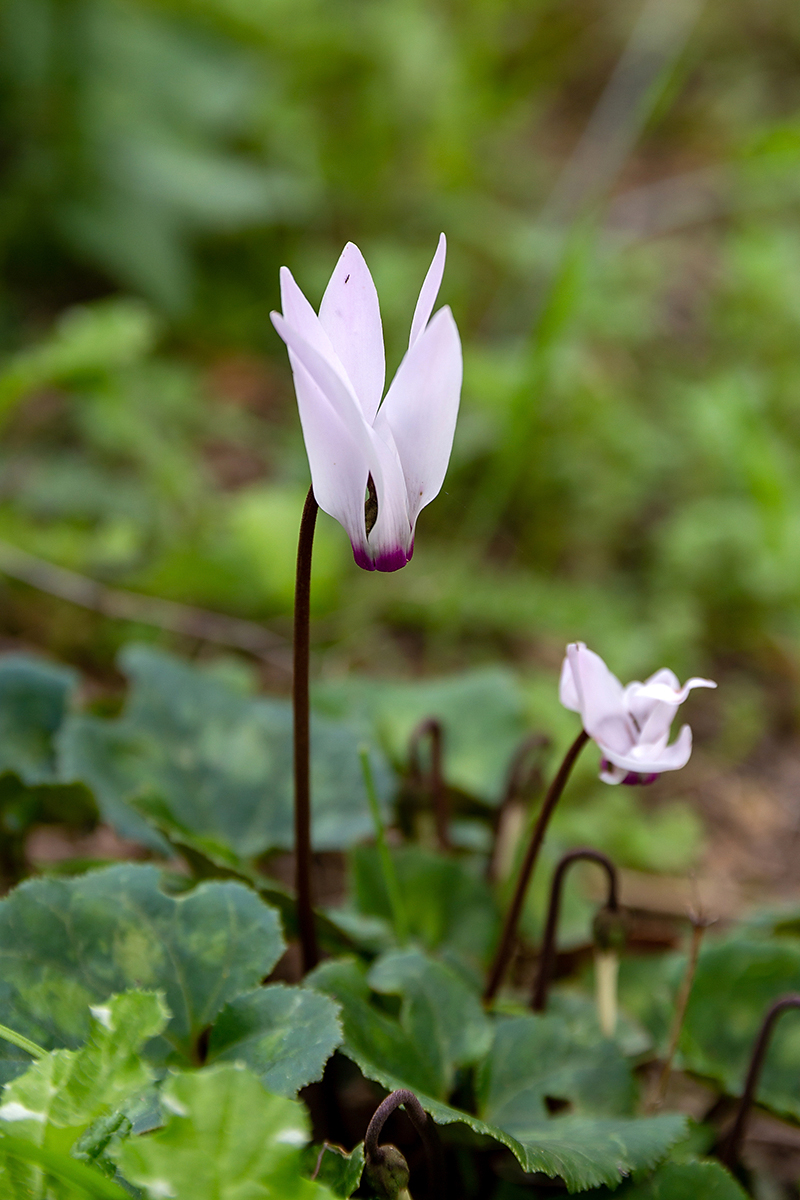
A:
272,235,462,571
559,642,716,784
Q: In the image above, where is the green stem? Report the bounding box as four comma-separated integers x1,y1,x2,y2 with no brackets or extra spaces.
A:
360,748,409,945
0,1023,46,1060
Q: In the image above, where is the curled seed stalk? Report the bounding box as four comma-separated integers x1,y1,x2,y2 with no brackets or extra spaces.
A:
531,847,620,1014
365,1089,443,1200
720,994,800,1169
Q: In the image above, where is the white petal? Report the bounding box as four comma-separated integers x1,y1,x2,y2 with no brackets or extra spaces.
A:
599,762,627,785
272,312,412,571
319,243,385,423
280,267,345,379
634,677,717,706
636,701,678,747
376,306,462,529
271,312,370,554
599,725,693,774
361,426,414,571
567,643,634,755
409,233,447,348
559,654,580,712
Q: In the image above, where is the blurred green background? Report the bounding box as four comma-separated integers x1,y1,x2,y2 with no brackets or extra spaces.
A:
0,0,799,728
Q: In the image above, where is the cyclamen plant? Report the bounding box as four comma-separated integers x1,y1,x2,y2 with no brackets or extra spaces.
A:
484,643,716,1001
275,237,463,971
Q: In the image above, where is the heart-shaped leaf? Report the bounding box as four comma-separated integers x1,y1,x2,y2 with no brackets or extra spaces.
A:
0,991,167,1141
368,948,492,1094
59,644,391,854
207,984,342,1096
309,956,686,1192
112,1063,333,1199
0,863,284,1078
477,1013,636,1125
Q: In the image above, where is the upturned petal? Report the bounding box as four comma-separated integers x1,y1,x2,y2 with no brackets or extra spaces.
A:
319,242,385,422
565,643,634,755
376,306,462,529
598,724,693,775
409,233,447,347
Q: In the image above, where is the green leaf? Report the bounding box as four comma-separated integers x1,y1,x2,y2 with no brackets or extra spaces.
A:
679,937,800,1121
609,1161,748,1198
0,655,77,785
348,844,499,966
126,799,358,957
304,1143,365,1198
0,991,167,1141
0,1132,130,1198
59,644,392,854
314,667,529,802
368,948,492,1094
0,863,284,1075
207,984,342,1096
477,1014,636,1126
309,958,685,1191
113,1063,333,1199
308,958,442,1098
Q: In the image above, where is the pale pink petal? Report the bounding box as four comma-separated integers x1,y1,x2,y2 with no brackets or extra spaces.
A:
559,655,581,712
634,677,717,706
636,701,678,747
319,243,385,423
409,234,447,348
376,307,462,529
567,643,633,754
360,427,414,572
599,762,627,785
280,267,344,378
599,725,693,774
271,312,371,555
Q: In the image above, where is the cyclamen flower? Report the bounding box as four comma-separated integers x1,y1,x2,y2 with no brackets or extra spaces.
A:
272,235,462,571
559,642,716,785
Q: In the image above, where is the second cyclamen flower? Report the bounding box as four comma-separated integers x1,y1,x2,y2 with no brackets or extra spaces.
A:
560,642,716,784
272,235,462,571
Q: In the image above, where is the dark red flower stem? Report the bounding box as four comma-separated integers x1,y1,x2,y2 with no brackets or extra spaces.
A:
720,994,800,1169
293,487,319,973
365,1089,443,1199
484,728,589,1004
409,717,449,851
531,847,618,1012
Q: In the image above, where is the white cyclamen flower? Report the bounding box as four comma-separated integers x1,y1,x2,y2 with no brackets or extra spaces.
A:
271,235,462,571
559,642,716,785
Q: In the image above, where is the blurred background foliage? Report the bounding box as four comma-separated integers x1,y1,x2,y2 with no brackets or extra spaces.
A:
0,0,799,727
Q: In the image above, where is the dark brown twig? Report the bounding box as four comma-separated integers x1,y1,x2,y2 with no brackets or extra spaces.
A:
293,487,319,973
652,911,712,1109
0,539,290,667
531,848,619,1012
720,995,800,1169
409,718,449,852
484,728,590,1004
365,1089,443,1199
